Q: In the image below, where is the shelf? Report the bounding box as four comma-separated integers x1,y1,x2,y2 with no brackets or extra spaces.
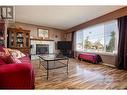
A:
16,42,23,43
17,37,23,38
30,38,54,41
10,46,30,48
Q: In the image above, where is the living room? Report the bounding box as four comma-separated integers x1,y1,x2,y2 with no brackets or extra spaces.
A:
0,4,127,92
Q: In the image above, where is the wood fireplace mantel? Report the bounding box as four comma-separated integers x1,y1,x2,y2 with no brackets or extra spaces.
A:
30,38,54,41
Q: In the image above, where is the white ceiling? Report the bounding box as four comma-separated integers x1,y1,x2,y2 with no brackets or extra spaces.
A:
15,6,124,30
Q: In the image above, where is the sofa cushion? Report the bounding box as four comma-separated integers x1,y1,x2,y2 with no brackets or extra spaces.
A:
0,63,34,89
19,56,31,64
0,58,6,65
0,55,14,64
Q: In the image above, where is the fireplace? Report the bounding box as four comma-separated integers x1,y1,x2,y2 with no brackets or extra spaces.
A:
36,44,49,54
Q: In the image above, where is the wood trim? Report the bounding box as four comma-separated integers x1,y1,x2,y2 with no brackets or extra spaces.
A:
11,47,30,49
8,27,30,32
15,21,64,31
65,6,127,33
30,38,54,41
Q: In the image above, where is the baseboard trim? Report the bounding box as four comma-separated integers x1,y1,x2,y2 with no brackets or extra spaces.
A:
102,63,116,68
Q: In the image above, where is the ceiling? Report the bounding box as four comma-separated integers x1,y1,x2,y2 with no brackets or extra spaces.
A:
15,6,124,30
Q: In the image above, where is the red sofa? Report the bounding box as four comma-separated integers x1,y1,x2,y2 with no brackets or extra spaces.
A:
0,48,35,89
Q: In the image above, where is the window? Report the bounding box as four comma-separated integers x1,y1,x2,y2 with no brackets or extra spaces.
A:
76,30,84,51
75,20,118,54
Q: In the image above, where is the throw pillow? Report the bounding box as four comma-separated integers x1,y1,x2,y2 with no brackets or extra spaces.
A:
10,56,22,64
8,49,26,58
0,47,25,64
3,48,11,56
0,48,12,64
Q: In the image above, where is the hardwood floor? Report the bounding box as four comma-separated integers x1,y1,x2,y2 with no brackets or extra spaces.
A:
31,59,127,89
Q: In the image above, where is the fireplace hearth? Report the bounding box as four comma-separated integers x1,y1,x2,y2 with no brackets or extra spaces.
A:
36,44,49,54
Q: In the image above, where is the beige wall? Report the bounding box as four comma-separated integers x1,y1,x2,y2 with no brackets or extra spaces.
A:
100,54,116,66
7,22,65,53
8,22,64,42
65,33,72,41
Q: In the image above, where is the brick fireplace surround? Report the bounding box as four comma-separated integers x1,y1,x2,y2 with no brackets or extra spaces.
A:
30,40,55,60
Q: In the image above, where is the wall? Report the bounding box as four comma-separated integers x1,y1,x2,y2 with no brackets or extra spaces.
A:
8,22,64,41
100,54,116,66
4,20,9,47
65,33,72,41
7,22,65,53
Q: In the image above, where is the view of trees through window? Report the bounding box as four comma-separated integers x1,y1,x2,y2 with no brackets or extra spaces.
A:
76,20,118,54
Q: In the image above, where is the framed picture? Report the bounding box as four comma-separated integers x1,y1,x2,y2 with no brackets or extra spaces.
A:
37,28,49,39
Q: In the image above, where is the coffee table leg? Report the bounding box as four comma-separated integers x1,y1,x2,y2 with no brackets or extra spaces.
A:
47,61,49,80
66,59,69,75
39,58,41,68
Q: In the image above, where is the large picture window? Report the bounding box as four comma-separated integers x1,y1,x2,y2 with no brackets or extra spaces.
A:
75,20,118,54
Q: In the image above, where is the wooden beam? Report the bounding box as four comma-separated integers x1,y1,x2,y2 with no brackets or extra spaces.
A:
65,7,127,33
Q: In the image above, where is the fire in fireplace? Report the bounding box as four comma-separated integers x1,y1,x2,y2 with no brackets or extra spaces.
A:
36,44,49,54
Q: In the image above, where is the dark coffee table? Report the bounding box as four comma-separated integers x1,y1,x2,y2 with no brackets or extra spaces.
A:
38,54,69,80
